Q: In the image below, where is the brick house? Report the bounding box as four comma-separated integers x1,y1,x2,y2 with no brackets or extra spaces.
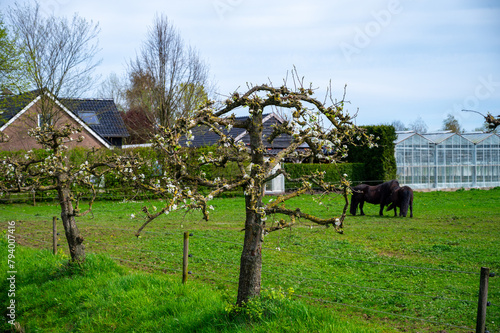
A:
0,90,129,151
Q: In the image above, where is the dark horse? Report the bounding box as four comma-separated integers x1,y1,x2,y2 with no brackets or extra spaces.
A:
386,185,413,217
349,180,400,216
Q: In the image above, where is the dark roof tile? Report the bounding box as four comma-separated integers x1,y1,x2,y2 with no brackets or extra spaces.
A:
0,90,40,126
186,113,307,153
0,91,129,139
61,98,129,138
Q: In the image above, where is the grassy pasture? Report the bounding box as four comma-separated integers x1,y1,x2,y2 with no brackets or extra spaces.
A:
1,187,499,332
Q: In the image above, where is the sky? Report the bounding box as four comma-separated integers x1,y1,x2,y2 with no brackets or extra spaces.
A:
1,0,499,132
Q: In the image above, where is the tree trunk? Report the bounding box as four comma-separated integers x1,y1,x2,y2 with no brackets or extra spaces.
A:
57,182,85,262
236,197,264,305
236,110,265,305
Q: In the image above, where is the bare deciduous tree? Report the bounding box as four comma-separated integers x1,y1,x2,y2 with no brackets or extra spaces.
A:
391,120,408,132
98,72,127,112
128,13,211,129
127,74,373,305
7,2,101,124
409,116,428,133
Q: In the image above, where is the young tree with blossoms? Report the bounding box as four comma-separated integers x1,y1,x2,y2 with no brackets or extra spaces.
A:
127,75,374,305
0,124,127,262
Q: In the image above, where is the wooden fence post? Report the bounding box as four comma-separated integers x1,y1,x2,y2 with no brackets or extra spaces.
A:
182,231,189,284
476,267,490,333
52,216,57,255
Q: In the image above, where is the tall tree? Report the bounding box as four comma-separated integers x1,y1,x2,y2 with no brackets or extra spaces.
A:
97,72,127,111
127,75,373,305
121,69,157,143
442,113,462,133
128,13,210,130
0,15,27,93
7,1,101,124
2,3,103,262
121,105,155,144
177,82,208,115
409,116,428,133
391,120,408,131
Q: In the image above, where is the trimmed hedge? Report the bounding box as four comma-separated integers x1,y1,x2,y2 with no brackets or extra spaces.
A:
346,125,397,184
1,144,371,202
284,163,365,190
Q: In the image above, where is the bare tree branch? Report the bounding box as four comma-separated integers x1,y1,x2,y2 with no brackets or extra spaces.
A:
462,109,500,132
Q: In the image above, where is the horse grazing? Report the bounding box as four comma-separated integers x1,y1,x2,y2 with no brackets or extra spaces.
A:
349,180,400,216
386,185,413,217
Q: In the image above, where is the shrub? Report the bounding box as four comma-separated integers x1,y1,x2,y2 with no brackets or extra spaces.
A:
284,163,365,190
346,125,397,183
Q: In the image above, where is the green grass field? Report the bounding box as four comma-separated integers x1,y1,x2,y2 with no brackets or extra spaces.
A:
1,188,499,332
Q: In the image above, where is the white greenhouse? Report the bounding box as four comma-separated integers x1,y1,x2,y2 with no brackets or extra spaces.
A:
394,131,500,189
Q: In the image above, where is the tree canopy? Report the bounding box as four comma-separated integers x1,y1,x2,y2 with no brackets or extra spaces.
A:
0,14,26,93
127,14,211,130
442,113,462,133
409,116,428,133
3,2,102,133
7,2,101,98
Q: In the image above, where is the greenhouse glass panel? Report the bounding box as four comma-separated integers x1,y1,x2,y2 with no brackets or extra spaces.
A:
394,132,500,189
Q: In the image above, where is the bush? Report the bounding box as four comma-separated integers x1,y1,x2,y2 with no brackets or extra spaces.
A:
284,163,365,190
346,125,397,183
1,141,383,202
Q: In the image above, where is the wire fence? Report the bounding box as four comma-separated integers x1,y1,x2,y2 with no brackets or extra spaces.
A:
11,219,498,332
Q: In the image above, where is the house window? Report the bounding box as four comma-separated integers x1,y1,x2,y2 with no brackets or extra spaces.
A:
37,114,52,127
264,160,285,194
79,111,100,125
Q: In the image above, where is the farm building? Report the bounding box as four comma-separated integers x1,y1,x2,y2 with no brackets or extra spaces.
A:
394,131,500,189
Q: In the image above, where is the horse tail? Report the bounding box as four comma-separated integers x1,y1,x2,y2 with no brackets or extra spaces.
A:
400,188,411,217
409,190,414,217
350,194,358,215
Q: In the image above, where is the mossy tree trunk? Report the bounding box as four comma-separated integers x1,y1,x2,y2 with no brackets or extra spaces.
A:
237,111,265,305
57,174,85,262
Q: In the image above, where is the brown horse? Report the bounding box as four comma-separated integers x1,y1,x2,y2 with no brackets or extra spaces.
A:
386,185,413,217
349,180,400,216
